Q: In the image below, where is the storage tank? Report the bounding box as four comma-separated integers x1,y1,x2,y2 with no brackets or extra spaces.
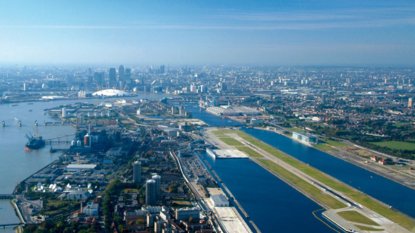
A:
84,134,90,147
76,140,82,147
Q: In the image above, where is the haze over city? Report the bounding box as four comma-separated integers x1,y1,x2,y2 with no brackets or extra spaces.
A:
2,1,415,233
1,0,415,65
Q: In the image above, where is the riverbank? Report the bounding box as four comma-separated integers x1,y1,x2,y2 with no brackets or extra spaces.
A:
256,126,415,191
206,128,415,231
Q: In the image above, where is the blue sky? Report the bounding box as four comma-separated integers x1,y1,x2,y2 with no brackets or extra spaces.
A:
0,0,414,66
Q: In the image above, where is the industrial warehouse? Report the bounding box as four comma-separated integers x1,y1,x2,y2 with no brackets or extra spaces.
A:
206,106,260,116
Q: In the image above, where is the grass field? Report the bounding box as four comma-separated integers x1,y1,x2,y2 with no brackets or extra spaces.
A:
314,140,347,151
122,188,139,194
371,141,415,150
212,130,236,137
212,129,415,230
238,147,263,158
337,211,380,226
326,140,348,147
354,225,384,231
172,200,193,206
43,199,80,216
289,127,305,132
314,144,334,151
217,137,244,146
259,159,347,209
393,123,410,127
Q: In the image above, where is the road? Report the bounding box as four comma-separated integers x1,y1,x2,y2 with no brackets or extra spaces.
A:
169,151,226,233
16,188,42,224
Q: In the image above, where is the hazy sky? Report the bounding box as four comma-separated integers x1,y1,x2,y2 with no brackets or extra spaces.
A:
0,0,414,66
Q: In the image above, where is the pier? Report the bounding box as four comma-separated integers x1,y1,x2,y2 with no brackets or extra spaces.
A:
221,183,250,219
204,160,213,170
43,121,69,126
249,221,261,233
211,170,222,183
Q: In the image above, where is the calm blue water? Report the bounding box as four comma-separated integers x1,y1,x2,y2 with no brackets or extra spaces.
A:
199,152,334,233
184,104,243,127
242,128,415,218
144,104,243,127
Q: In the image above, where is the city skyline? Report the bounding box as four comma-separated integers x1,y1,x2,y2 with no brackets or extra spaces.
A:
0,0,414,65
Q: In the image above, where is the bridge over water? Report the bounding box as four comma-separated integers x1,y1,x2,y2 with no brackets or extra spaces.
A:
0,194,13,199
0,223,23,229
44,133,75,146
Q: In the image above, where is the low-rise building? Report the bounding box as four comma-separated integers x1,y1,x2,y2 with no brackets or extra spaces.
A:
175,207,200,221
210,194,229,207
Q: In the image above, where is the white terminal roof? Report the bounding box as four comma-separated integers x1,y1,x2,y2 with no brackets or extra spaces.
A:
66,164,97,170
92,89,132,97
211,194,229,205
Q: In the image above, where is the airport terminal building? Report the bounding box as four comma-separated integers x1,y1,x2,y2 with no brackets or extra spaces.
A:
292,132,318,144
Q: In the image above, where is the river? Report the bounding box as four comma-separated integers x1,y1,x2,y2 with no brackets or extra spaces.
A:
0,94,171,231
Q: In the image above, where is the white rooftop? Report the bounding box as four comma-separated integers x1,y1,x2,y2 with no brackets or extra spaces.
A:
213,149,249,159
92,89,132,97
66,164,97,170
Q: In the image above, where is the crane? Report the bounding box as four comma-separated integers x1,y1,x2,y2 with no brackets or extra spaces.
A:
33,128,41,139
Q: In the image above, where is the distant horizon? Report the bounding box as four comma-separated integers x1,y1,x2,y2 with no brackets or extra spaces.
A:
0,1,414,66
0,63,414,68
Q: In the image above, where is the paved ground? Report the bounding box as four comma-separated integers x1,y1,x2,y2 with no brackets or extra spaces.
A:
213,149,249,159
204,197,251,233
16,193,42,224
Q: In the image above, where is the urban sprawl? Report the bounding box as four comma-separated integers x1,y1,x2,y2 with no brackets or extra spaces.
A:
2,65,415,233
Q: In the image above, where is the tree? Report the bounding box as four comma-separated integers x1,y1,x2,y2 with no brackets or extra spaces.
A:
45,178,51,185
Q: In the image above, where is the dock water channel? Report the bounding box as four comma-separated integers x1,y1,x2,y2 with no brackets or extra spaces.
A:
185,105,338,232
241,128,415,219
197,151,336,233
186,105,415,232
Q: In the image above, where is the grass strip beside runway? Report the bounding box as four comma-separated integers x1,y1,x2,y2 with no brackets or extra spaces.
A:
212,129,415,230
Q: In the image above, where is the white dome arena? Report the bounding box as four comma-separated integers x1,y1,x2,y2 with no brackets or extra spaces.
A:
92,89,132,97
